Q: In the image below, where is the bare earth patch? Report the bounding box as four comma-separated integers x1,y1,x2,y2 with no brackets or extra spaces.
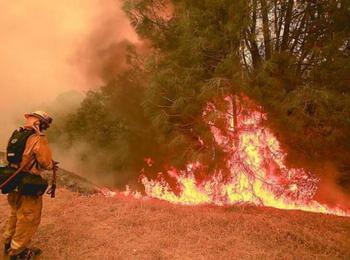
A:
1,189,350,260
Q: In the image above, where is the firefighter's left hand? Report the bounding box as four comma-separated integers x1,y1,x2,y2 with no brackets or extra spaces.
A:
53,160,59,171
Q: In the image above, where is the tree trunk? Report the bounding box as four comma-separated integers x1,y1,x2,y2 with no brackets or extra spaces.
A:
260,0,272,60
281,0,294,51
249,0,262,70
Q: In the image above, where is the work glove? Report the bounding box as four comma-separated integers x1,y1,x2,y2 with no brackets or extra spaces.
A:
53,161,59,171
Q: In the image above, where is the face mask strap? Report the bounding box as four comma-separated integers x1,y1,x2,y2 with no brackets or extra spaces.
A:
32,120,42,134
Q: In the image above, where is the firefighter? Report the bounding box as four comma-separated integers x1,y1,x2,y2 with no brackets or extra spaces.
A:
2,111,56,259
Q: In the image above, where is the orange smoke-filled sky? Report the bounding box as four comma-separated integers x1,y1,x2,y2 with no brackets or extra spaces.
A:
0,0,138,148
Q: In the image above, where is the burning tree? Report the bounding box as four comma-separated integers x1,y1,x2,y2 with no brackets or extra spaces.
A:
55,1,350,214
123,0,350,190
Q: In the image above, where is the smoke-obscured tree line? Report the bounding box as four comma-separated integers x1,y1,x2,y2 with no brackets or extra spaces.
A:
52,0,350,188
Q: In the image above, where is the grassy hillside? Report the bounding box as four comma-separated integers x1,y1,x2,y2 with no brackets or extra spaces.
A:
1,189,350,259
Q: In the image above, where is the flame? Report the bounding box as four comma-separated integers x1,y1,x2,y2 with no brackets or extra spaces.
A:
132,95,349,216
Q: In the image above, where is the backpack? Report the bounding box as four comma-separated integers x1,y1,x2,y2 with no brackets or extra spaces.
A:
0,128,49,195
7,127,35,166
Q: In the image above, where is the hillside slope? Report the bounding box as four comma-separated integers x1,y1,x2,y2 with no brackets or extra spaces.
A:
1,189,350,260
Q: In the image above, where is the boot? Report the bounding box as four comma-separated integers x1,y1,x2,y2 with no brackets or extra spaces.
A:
9,247,42,260
4,243,11,254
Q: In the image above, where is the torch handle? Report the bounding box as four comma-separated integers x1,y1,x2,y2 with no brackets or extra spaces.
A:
47,161,58,198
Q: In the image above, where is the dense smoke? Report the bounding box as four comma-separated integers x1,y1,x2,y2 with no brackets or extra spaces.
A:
0,0,138,149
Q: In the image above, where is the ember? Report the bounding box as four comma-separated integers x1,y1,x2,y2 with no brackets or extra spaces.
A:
129,96,349,217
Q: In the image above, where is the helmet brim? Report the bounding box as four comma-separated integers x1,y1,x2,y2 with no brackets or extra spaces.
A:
24,113,52,124
24,113,37,119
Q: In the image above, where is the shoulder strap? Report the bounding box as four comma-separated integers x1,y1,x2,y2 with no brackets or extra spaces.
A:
0,158,32,190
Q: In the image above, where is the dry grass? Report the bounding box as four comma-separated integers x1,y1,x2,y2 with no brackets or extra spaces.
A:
1,189,350,260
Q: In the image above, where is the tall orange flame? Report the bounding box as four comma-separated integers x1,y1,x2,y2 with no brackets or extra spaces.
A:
130,96,349,217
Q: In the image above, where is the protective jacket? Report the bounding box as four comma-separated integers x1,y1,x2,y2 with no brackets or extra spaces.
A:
21,132,54,175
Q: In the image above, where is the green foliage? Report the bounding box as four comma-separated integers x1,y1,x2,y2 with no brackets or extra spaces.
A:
122,0,250,169
123,0,350,174
53,65,162,186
